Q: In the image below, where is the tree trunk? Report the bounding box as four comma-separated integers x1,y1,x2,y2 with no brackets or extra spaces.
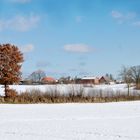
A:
4,84,9,97
127,84,130,96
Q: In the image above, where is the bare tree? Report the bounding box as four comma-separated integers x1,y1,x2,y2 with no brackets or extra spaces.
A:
120,66,133,96
0,44,23,97
28,70,46,83
58,76,71,84
130,66,140,89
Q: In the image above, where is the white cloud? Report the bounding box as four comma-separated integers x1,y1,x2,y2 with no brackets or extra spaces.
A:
21,44,34,53
64,44,92,53
10,0,31,4
111,10,136,24
111,11,123,19
0,14,40,32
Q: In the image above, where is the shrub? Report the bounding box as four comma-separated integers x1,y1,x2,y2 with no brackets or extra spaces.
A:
6,88,18,98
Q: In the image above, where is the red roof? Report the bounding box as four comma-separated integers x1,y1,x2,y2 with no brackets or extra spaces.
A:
42,77,56,82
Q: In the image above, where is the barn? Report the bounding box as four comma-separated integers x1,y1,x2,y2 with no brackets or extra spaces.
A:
81,77,99,85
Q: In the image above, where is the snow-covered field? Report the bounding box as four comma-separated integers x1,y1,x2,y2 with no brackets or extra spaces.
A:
0,84,138,96
0,101,140,140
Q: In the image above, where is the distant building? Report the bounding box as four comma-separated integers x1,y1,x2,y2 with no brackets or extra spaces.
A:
58,76,72,84
41,77,56,84
81,76,99,85
99,76,112,84
20,80,32,85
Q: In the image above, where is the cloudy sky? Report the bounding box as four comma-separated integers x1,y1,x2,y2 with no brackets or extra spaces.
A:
0,0,140,78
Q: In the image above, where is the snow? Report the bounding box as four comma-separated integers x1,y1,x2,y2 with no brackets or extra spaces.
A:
0,84,131,95
81,76,97,80
0,84,139,97
0,101,140,140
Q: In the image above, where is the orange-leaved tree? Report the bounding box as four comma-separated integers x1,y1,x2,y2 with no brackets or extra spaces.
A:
0,44,23,97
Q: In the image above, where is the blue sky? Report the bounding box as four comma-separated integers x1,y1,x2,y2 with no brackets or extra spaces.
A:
0,0,140,78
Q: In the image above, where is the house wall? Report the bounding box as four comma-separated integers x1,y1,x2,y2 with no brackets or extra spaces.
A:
42,80,56,84
81,79,99,85
99,77,106,84
94,78,99,84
